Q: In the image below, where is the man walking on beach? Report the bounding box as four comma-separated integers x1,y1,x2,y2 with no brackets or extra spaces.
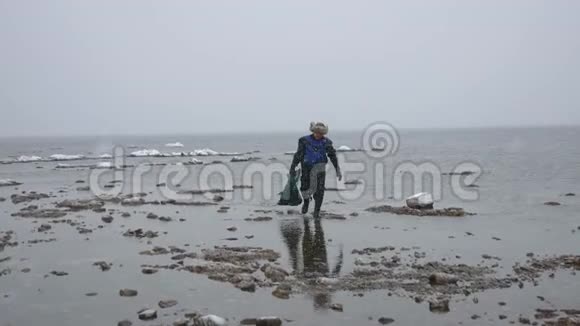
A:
289,122,342,218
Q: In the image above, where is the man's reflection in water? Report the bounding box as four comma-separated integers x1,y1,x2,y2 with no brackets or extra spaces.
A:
280,217,343,310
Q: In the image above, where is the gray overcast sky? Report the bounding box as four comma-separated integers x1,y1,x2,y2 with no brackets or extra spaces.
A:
1,1,579,136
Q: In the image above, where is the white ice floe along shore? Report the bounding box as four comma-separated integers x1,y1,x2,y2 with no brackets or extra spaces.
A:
129,148,243,157
2,148,252,164
9,154,89,164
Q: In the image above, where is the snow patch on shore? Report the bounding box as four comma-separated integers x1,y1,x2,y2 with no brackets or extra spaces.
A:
50,154,85,161
336,145,357,152
130,149,162,157
16,155,43,162
95,162,113,169
191,148,219,156
165,142,184,148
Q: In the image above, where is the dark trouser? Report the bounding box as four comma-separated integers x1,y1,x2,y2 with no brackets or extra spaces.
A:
300,163,326,216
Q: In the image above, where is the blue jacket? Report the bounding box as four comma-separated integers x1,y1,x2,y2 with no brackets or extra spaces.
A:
290,135,339,171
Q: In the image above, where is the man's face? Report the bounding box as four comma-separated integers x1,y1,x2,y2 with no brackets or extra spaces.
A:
313,132,324,140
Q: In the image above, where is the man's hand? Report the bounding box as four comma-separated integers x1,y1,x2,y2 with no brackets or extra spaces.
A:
289,168,297,177
336,169,343,181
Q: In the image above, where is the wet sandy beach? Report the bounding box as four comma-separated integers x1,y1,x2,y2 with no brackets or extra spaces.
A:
1,129,579,326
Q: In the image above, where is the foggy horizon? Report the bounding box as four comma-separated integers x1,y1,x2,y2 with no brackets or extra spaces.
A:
1,122,579,139
1,1,579,137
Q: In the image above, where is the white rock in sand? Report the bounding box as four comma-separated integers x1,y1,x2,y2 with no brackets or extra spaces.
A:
165,142,184,148
95,162,113,169
99,153,113,159
16,155,43,162
55,163,72,168
50,154,84,161
336,145,356,152
230,156,250,162
284,151,295,155
190,158,203,165
130,149,161,157
171,152,187,157
406,192,434,209
191,148,219,156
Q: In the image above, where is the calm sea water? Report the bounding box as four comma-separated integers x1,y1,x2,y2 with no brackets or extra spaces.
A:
1,127,579,326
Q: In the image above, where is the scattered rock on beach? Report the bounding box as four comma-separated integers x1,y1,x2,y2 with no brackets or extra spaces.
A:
262,264,289,282
429,272,459,285
12,206,67,219
138,308,157,321
117,320,133,326
378,317,395,325
146,212,159,219
173,319,189,326
142,268,158,275
123,229,158,239
93,261,112,271
140,246,170,255
192,314,227,326
272,284,291,299
37,224,52,232
564,193,576,197
236,280,257,293
101,216,113,223
544,201,561,206
50,271,68,277
245,216,273,222
11,192,49,204
56,199,104,211
365,205,472,217
158,299,178,309
544,317,580,325
330,303,344,312
119,289,138,297
429,300,450,313
513,254,580,281
255,317,283,326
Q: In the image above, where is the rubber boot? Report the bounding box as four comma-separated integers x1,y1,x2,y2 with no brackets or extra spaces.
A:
301,199,310,215
313,199,323,219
